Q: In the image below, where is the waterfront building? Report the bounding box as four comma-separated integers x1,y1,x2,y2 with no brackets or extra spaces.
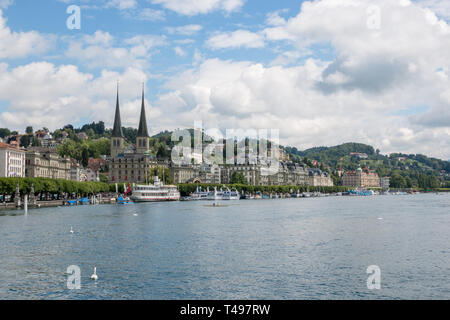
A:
272,162,308,186
380,176,390,189
342,167,380,188
110,154,163,184
170,163,222,184
223,163,262,185
70,160,82,181
306,168,334,187
170,164,197,184
108,85,160,183
0,142,26,177
196,163,221,184
80,168,100,182
25,150,71,180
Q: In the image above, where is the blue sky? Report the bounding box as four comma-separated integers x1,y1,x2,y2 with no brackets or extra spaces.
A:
0,0,449,159
2,0,318,103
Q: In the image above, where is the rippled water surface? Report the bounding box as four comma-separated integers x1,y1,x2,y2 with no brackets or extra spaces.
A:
0,193,449,299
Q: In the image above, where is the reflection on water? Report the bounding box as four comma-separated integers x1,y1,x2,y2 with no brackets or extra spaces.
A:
0,194,449,299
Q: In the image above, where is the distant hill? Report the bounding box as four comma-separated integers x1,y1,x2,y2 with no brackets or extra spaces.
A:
293,143,375,159
283,142,449,188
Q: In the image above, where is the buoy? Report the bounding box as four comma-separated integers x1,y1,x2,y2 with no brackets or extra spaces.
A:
90,267,98,281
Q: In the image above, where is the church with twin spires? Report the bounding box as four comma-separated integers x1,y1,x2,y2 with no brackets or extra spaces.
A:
108,85,160,183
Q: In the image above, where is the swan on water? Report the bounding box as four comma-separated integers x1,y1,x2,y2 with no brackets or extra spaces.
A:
91,267,98,281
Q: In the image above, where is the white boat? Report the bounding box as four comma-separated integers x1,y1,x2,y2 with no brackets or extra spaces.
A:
222,188,240,200
207,187,224,201
191,186,210,200
130,176,180,202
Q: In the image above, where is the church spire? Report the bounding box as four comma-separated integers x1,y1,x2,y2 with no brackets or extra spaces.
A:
137,83,149,137
112,82,124,138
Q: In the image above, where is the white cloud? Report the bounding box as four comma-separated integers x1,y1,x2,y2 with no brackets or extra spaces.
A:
136,8,165,21
151,0,244,16
261,0,450,127
416,0,450,20
0,62,151,131
167,24,203,35
206,30,264,50
265,9,289,27
65,30,166,69
174,46,186,56
0,9,52,59
105,0,137,10
148,57,450,159
0,0,13,9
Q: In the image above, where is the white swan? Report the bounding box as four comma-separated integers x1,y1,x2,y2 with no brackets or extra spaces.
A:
90,267,98,281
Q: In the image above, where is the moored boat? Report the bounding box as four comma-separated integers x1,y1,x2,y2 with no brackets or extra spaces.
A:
222,188,240,200
207,187,224,201
191,186,210,200
130,176,180,202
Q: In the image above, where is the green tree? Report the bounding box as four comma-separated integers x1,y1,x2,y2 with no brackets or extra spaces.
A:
156,143,168,158
390,174,406,188
81,148,89,168
99,173,109,183
0,128,11,138
147,166,172,184
26,126,33,134
231,172,248,185
20,135,32,147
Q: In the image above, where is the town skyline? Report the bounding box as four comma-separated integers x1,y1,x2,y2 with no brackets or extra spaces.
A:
0,0,449,160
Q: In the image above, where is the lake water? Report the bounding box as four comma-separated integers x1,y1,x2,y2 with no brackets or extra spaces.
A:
0,194,449,300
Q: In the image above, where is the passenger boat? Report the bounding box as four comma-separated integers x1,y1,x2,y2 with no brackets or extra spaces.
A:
130,176,180,202
191,186,210,200
207,187,224,201
222,188,240,200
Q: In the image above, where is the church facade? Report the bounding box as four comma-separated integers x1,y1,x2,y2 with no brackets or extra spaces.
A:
108,86,163,184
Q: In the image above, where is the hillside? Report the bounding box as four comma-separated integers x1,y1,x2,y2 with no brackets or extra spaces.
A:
284,142,449,188
3,122,449,189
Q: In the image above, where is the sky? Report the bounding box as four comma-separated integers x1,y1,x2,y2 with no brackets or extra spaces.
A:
0,0,449,159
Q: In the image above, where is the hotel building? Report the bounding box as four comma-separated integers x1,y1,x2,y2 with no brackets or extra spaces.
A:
0,142,26,178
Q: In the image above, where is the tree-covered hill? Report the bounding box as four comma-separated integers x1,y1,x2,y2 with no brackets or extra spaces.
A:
284,142,449,188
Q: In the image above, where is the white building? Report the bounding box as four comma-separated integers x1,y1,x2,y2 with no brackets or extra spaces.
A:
0,143,26,177
80,168,100,182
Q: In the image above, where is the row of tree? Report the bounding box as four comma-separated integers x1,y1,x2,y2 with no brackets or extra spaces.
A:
0,178,111,196
177,183,351,197
389,172,441,189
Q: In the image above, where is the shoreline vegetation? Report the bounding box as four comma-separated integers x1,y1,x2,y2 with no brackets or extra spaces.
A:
0,177,447,212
